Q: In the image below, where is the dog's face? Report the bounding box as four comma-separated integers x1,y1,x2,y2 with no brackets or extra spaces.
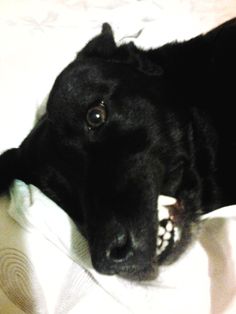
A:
12,24,211,280
46,55,167,279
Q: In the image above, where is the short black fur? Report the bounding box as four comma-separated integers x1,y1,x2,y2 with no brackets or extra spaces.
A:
1,19,236,280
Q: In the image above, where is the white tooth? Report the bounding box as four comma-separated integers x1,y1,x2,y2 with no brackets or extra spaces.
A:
163,232,171,240
174,227,181,242
158,245,165,253
158,195,177,207
157,239,169,255
158,238,162,246
158,206,170,221
166,221,173,232
158,226,165,236
162,240,169,249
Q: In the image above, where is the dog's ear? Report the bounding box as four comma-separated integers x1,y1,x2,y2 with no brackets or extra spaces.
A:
78,23,163,76
78,23,117,59
0,148,20,193
0,115,51,193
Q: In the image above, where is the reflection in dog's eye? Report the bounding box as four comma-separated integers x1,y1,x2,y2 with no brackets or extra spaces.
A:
86,101,106,129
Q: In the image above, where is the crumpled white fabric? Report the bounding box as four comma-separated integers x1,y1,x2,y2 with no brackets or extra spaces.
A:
5,179,236,314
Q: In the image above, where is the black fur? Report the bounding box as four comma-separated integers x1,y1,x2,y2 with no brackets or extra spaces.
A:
1,19,236,280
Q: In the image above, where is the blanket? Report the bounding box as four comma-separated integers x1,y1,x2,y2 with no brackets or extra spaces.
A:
0,180,236,313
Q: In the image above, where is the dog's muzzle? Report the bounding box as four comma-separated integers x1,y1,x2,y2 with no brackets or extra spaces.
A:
89,196,183,280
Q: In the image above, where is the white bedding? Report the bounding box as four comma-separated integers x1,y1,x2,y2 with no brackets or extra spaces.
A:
0,179,235,314
0,1,236,313
0,0,236,153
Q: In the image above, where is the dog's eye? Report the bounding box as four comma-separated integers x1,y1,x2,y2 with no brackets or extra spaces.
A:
86,101,107,129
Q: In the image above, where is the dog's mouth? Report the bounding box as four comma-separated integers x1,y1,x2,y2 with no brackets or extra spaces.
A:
85,195,198,281
156,196,186,262
117,197,189,281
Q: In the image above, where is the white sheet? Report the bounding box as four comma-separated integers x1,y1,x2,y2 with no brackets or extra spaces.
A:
0,179,235,313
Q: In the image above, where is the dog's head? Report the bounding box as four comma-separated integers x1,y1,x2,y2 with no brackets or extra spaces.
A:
1,22,223,280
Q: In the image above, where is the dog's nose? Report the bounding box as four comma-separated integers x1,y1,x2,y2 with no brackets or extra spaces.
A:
106,228,133,263
91,223,148,276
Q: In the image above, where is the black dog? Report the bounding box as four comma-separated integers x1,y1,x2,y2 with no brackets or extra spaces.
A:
0,19,236,280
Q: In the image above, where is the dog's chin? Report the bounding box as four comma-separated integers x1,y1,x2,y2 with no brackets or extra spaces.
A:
118,232,197,282
119,263,159,282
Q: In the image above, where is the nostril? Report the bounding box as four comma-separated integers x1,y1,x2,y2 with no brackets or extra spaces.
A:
106,232,133,262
